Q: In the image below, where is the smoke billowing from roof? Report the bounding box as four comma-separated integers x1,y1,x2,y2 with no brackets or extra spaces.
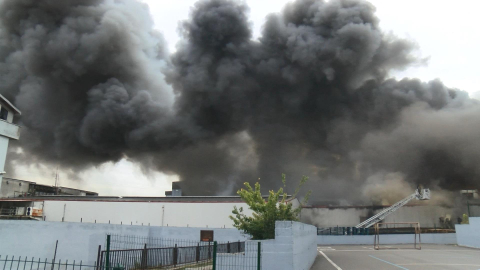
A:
1,0,479,201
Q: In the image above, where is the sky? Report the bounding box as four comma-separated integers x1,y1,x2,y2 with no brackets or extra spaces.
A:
11,0,480,196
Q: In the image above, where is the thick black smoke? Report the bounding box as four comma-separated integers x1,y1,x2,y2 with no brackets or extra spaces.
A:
1,0,479,201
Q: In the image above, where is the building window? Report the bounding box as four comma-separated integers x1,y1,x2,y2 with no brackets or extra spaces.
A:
0,108,8,121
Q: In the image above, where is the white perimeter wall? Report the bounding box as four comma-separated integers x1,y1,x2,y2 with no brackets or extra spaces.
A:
43,200,255,228
317,233,457,245
0,220,249,265
217,221,317,270
455,217,480,248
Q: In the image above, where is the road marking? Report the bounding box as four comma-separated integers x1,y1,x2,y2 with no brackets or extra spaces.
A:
399,263,480,266
369,255,409,270
319,251,342,270
320,249,479,252
318,247,336,251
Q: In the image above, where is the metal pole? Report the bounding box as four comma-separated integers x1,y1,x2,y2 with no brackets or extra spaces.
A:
105,235,110,270
418,223,422,250
212,242,217,270
51,240,58,270
257,242,261,270
96,245,101,270
173,244,178,266
467,199,471,217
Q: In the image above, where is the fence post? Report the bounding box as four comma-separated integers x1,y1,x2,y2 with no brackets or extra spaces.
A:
96,245,101,270
105,235,110,270
257,242,261,270
212,241,217,270
227,241,230,253
173,244,178,266
51,240,58,270
208,242,211,259
196,244,200,262
141,244,147,269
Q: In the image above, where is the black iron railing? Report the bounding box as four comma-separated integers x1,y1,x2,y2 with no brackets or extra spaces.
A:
0,255,96,270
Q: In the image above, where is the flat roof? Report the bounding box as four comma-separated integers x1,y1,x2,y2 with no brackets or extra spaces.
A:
0,195,294,203
2,177,36,184
2,177,98,194
0,94,21,115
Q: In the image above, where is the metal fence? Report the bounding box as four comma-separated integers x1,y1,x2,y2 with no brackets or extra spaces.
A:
317,226,371,235
99,242,215,269
0,256,96,270
318,225,458,235
100,235,261,270
215,241,262,270
106,234,223,250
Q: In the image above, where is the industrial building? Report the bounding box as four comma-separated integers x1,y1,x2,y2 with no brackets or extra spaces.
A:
0,177,98,217
0,186,477,229
0,195,299,228
0,177,98,198
0,94,21,193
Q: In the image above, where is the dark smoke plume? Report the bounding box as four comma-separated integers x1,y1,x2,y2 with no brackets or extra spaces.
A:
1,0,479,201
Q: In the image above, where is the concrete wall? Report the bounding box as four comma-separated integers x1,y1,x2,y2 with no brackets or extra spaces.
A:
290,222,317,270
455,217,480,248
301,204,459,227
317,233,457,245
0,220,249,265
42,200,255,228
217,221,317,270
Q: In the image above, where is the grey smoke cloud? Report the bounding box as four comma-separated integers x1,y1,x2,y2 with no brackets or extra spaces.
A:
1,0,479,200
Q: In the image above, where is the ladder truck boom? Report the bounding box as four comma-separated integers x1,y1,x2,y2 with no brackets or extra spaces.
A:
355,188,430,229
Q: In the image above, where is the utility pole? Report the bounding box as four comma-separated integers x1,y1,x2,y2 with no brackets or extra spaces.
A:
54,167,59,195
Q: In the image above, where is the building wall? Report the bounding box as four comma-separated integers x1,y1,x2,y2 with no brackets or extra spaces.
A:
0,178,31,198
301,207,368,227
301,205,459,228
43,200,256,228
0,220,250,265
0,136,10,196
0,136,8,174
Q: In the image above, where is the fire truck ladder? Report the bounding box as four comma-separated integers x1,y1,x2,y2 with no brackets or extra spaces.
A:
355,188,430,229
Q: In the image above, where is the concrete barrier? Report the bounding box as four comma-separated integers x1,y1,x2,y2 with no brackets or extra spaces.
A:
455,217,480,248
317,233,457,245
216,221,317,270
0,220,249,265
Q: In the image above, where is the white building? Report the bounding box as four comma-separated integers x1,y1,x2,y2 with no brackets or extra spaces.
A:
0,94,20,193
0,195,300,228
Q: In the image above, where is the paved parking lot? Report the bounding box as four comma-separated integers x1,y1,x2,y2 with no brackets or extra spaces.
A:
311,244,480,270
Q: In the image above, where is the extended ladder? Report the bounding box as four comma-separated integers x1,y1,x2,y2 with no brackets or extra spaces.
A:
355,189,430,229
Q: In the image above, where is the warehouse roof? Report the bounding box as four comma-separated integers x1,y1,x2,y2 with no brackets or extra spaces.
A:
0,195,295,203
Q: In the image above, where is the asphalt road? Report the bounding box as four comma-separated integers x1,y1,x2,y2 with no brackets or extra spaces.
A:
311,244,480,270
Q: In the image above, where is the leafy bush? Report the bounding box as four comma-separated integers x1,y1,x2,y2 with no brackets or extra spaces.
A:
230,174,310,239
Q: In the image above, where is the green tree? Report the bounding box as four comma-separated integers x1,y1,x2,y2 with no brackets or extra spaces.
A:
461,213,469,224
229,174,311,240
